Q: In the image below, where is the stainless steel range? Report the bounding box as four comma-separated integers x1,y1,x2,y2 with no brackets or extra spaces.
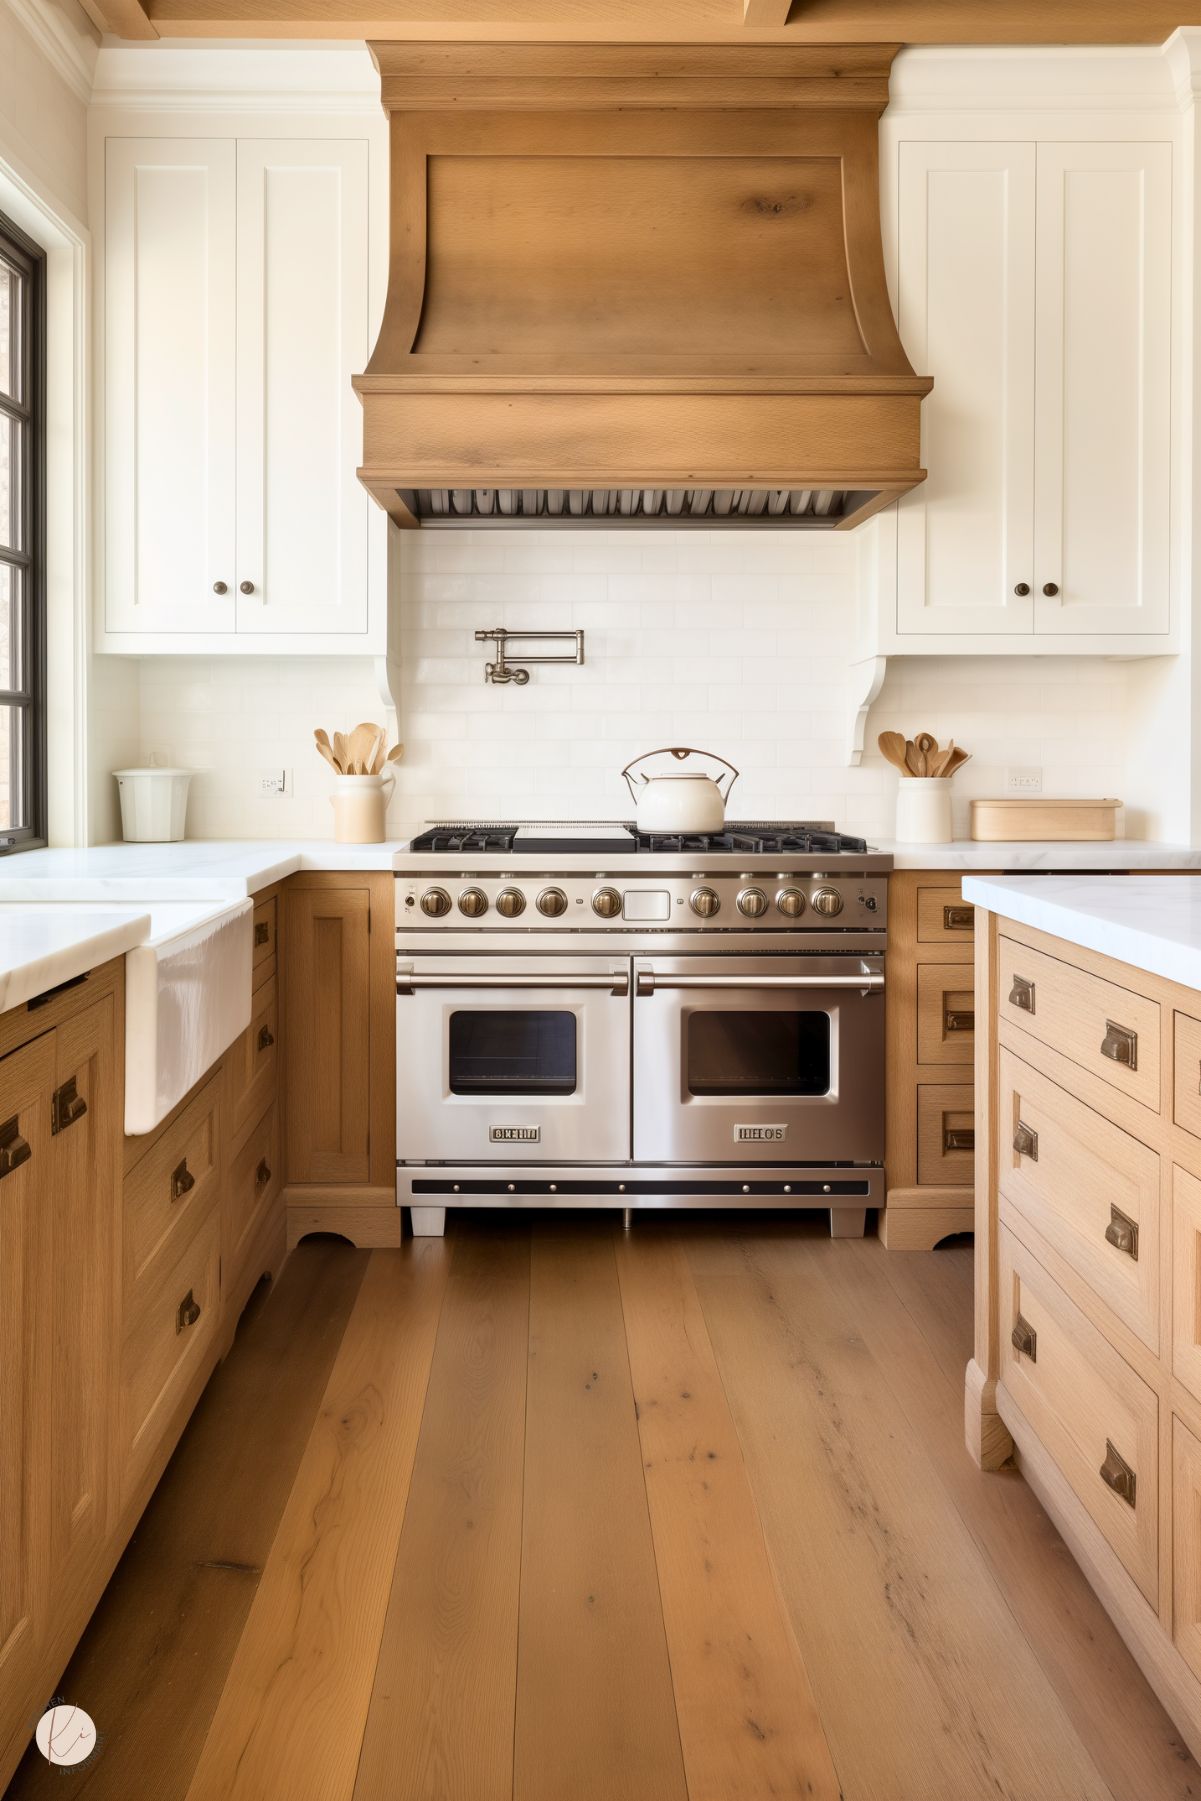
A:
393,822,890,1237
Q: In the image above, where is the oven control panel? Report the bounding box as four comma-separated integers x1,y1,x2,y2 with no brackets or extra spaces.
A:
396,873,887,930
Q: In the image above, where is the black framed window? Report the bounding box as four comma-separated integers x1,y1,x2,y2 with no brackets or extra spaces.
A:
0,211,46,851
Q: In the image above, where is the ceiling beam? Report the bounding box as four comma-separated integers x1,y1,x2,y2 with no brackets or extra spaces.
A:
131,0,1201,43
77,0,157,34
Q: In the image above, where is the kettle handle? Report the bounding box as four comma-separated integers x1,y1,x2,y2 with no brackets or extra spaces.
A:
620,746,741,804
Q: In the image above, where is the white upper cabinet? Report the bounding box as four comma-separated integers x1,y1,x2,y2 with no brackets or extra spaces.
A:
887,129,1174,650
234,141,369,638
101,132,378,652
1033,142,1171,637
104,140,237,637
896,143,1037,637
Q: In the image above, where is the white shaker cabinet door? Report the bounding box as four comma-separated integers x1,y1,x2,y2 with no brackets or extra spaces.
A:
1033,142,1172,637
234,140,370,637
104,139,237,635
895,142,1037,636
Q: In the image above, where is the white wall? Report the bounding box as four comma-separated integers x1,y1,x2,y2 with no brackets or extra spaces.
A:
132,529,1144,844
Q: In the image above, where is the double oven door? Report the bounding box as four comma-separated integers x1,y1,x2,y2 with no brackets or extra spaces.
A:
396,950,884,1169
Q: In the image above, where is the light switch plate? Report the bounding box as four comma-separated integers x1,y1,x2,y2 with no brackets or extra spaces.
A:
256,770,290,797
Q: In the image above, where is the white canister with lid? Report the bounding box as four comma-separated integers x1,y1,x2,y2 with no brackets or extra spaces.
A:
113,768,194,842
894,777,953,845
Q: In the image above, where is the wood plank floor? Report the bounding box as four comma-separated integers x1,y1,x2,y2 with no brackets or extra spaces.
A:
6,1215,1200,1801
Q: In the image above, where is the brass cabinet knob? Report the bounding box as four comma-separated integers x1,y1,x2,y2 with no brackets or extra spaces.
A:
1008,975,1035,1013
170,1157,195,1202
1099,1439,1136,1507
1014,582,1031,597
1012,1120,1038,1161
1104,1205,1139,1260
1043,582,1060,597
254,920,270,946
0,1114,31,1180
176,1289,202,1333
240,580,256,594
257,1024,275,1051
212,581,228,595
255,1158,272,1193
1100,1020,1137,1070
1011,1314,1037,1361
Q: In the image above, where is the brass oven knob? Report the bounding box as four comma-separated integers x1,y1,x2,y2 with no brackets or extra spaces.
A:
537,887,568,917
690,887,720,918
420,887,451,918
776,887,806,918
495,887,526,919
737,887,768,918
592,886,622,919
812,887,844,918
458,887,488,918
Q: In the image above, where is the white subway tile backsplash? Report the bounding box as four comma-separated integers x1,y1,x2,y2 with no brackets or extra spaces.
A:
126,529,1164,842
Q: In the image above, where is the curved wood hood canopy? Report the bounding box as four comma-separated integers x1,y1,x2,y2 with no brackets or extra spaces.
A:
354,43,933,529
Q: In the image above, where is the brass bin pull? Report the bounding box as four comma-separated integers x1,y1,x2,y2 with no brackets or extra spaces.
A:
1008,975,1035,1014
255,1159,272,1193
943,905,974,932
1099,1440,1137,1507
50,1077,88,1135
1011,1315,1037,1361
1012,1120,1038,1161
254,920,270,947
170,1157,196,1203
1104,1204,1139,1261
944,1009,975,1033
257,1024,275,1051
1100,1020,1138,1070
176,1289,202,1334
943,1127,975,1154
0,1114,32,1180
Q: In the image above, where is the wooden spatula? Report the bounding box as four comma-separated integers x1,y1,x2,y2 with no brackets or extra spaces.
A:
913,731,938,778
346,721,382,775
314,728,341,773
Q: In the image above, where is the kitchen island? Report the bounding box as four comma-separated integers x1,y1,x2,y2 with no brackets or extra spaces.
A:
963,872,1201,1763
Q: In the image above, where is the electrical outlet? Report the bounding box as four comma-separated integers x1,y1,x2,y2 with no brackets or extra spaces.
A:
1006,767,1043,794
256,770,290,798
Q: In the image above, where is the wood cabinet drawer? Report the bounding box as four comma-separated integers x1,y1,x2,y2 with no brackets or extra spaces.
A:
916,885,976,946
998,1048,1159,1351
1173,1165,1201,1405
227,972,278,1147
1173,1010,1201,1139
225,1102,281,1287
252,894,277,975
123,1074,220,1318
1173,1417,1201,1683
119,1209,221,1507
999,1226,1159,1605
916,964,975,1066
916,1084,975,1185
998,935,1160,1113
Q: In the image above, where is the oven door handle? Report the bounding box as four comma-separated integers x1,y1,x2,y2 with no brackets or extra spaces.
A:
397,966,630,996
635,969,884,997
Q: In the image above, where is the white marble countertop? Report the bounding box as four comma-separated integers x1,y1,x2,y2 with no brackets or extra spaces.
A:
962,873,1201,989
0,906,152,1012
877,839,1201,870
0,840,405,901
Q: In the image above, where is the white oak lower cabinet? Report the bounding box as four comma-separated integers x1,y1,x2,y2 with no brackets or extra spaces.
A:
0,880,289,1793
970,910,1201,1761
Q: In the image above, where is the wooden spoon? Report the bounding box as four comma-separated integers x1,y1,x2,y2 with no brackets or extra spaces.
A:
942,746,972,777
314,728,341,774
929,739,955,778
903,740,923,778
913,731,938,778
877,730,911,776
386,743,404,766
332,730,351,775
345,722,381,776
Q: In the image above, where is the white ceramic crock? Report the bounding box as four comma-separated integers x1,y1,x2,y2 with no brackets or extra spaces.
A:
894,776,953,845
329,770,395,844
621,747,739,834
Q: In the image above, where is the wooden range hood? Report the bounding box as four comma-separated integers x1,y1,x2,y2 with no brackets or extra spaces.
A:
354,42,932,531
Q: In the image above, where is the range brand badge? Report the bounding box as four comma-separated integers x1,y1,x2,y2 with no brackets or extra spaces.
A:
734,1124,788,1143
489,1125,542,1144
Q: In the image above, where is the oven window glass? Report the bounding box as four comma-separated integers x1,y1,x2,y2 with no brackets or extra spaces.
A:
449,1010,577,1095
686,1010,831,1096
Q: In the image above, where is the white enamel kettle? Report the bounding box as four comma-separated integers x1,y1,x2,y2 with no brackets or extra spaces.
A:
621,747,740,834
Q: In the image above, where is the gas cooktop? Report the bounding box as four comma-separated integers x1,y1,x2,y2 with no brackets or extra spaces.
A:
408,820,872,857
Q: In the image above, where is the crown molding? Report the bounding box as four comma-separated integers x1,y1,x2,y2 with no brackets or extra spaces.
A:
90,40,380,112
888,42,1179,114
3,0,98,105
1164,27,1201,108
